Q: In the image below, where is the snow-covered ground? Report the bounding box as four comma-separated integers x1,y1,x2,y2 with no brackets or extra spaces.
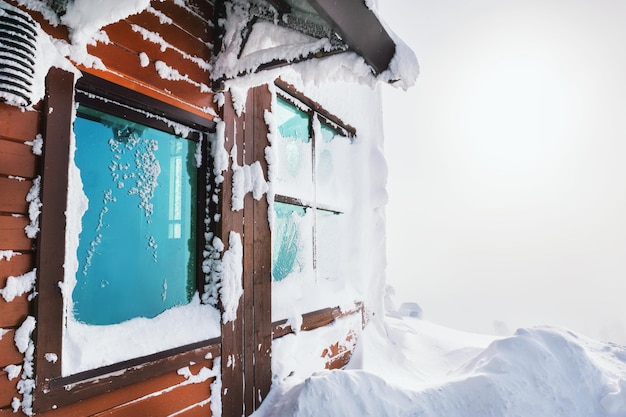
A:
253,308,626,417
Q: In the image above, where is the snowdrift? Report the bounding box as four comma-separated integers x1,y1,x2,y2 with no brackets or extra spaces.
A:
253,317,626,417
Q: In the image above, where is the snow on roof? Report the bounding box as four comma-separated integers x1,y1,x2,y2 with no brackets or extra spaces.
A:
212,0,418,89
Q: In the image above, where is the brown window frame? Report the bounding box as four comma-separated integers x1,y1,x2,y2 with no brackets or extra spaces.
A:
33,69,220,413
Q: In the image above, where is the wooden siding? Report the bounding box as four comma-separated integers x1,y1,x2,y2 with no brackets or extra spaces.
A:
37,361,215,417
219,86,273,417
81,0,214,120
0,94,39,414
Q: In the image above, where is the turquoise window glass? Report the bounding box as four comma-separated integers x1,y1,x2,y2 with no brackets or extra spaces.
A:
319,123,338,143
276,97,309,142
72,105,197,325
272,202,306,281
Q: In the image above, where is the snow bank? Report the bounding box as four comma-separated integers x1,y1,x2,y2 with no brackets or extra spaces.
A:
253,315,626,417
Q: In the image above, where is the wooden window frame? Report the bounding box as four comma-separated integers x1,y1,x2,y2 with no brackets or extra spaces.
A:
33,69,220,413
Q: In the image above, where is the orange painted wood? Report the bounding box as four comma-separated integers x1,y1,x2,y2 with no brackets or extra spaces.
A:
0,330,23,368
83,41,213,112
0,104,39,143
102,20,210,83
0,295,29,329
151,0,213,43
0,140,37,179
38,362,213,417
125,12,211,62
78,66,215,122
0,216,31,252
0,254,33,287
0,178,31,215
172,401,213,417
0,369,19,409
0,406,25,417
93,377,213,417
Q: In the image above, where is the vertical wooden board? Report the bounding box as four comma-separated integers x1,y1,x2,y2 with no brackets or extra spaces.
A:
0,295,29,329
0,178,31,215
0,104,39,143
251,86,273,405
0,254,33,286
0,216,31,252
0,330,23,368
33,68,74,403
242,90,256,414
0,140,37,179
0,369,19,409
219,91,245,417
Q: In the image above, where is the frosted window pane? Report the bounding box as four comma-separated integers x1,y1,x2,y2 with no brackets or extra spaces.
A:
274,97,313,200
72,106,197,325
272,202,308,281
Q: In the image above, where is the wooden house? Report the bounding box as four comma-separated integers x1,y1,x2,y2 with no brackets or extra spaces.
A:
0,0,415,415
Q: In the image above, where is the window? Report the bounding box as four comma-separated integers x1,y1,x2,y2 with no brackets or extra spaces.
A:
34,71,220,413
271,93,354,283
72,105,197,325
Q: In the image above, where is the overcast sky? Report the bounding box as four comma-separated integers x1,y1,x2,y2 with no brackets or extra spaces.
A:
379,0,626,343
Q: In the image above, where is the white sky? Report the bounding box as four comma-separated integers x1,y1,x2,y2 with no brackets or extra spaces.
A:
379,0,626,343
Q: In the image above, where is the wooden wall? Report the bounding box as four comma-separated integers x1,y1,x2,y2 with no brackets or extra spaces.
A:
0,1,218,415
0,102,39,416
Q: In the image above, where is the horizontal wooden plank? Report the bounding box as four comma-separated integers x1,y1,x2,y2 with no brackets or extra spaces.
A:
125,12,211,63
0,369,19,409
85,41,213,111
0,216,32,252
0,294,29,329
173,401,213,417
0,330,23,368
0,406,25,417
0,177,31,215
273,303,363,339
0,254,33,287
0,103,39,143
98,376,213,417
151,0,213,43
0,140,37,179
38,361,214,417
325,349,352,370
103,20,209,85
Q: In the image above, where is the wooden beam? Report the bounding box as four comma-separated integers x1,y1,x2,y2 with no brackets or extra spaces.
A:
305,0,396,75
32,67,75,414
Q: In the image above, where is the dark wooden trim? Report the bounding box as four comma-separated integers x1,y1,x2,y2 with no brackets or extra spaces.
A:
76,72,216,133
274,194,343,214
272,302,364,339
242,88,256,413
251,85,272,409
41,339,220,408
33,67,75,413
306,0,396,75
275,79,356,137
219,89,246,417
